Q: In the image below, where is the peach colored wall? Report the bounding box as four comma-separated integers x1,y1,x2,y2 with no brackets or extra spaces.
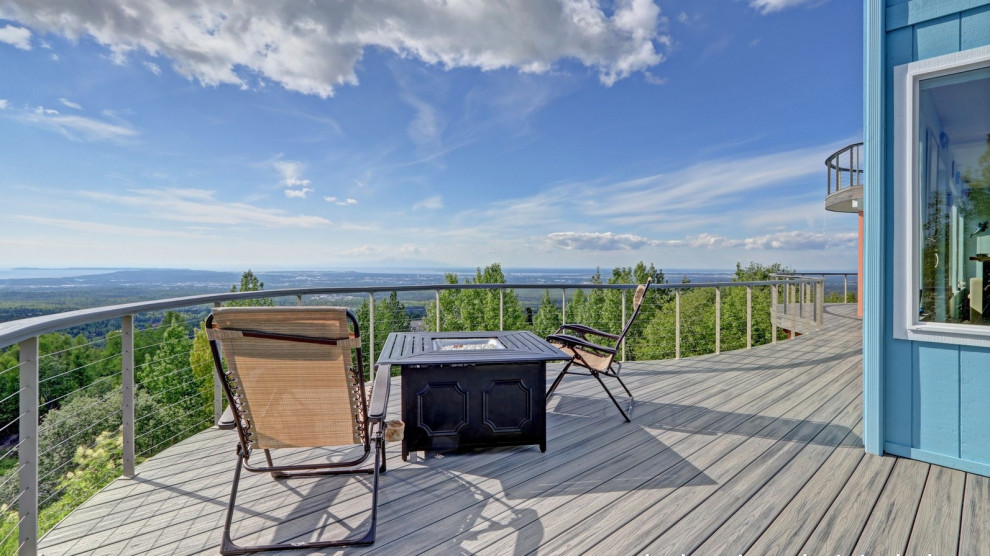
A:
858,211,863,318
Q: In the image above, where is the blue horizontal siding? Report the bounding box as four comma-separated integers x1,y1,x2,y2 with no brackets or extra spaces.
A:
887,0,990,30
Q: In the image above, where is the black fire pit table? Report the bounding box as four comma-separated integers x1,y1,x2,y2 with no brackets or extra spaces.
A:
376,330,568,460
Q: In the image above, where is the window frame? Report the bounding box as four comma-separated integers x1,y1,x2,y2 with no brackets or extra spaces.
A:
893,44,990,346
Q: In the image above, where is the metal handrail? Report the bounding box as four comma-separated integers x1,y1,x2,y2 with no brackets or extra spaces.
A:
2,280,811,350
826,142,864,195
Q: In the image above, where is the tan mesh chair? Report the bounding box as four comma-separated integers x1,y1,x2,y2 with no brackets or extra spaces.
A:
206,306,390,554
545,278,652,422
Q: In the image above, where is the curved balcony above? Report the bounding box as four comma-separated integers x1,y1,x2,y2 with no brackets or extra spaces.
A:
825,142,864,213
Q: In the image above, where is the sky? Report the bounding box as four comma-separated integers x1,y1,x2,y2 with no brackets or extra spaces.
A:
0,0,863,272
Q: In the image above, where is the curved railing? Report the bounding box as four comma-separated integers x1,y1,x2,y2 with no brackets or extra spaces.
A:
0,277,829,554
826,142,864,195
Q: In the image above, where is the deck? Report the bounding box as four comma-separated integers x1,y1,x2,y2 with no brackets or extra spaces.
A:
38,304,990,554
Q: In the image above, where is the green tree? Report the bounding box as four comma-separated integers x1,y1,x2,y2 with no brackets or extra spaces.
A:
225,269,273,307
632,261,787,360
188,323,216,414
356,291,412,374
425,273,462,331
423,264,525,332
136,315,211,446
532,290,563,338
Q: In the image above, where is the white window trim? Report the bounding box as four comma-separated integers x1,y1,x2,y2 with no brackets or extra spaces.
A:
894,44,990,346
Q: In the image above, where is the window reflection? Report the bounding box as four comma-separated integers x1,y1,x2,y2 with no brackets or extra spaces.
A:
918,67,990,324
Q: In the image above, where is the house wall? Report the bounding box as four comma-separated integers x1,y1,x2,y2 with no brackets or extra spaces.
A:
866,0,990,475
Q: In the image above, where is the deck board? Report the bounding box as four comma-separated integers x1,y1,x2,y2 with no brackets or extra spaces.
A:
36,304,990,555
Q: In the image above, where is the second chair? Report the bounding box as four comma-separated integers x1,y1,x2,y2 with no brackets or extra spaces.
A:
545,278,652,422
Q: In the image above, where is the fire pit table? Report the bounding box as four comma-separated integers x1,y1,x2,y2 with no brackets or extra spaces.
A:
377,330,568,460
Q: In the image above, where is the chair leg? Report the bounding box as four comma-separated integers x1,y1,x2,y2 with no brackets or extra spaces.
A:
545,361,573,402
221,441,383,555
591,371,631,423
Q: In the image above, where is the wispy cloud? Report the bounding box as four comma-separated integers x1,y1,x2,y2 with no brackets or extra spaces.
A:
0,24,31,50
0,0,670,97
412,195,443,211
546,230,857,251
59,98,82,110
749,0,823,15
143,61,161,76
15,215,203,238
8,104,138,142
0,99,7,110
668,230,857,250
80,188,332,228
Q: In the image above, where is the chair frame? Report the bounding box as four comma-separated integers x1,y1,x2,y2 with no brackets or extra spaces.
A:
545,278,652,422
206,308,391,555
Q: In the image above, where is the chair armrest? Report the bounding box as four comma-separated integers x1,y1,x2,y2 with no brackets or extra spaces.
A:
554,323,620,342
546,333,617,356
368,364,391,422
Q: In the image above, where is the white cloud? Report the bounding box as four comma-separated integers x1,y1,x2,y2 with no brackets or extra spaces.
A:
323,196,358,205
0,0,669,97
143,61,162,75
412,195,444,211
749,0,820,15
273,160,315,198
284,187,313,199
81,188,332,228
274,160,310,188
59,98,82,110
0,99,7,110
0,24,31,50
547,231,656,251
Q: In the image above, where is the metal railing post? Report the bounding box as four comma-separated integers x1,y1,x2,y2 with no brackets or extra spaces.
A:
844,275,849,303
435,290,441,331
675,290,681,359
18,336,39,556
296,295,303,306
799,283,804,319
368,293,375,365
817,280,825,327
499,289,504,331
561,289,567,324
771,284,778,344
122,315,135,478
621,290,627,362
746,286,753,349
714,288,721,355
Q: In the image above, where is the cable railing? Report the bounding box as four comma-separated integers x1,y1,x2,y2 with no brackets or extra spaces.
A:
0,276,838,555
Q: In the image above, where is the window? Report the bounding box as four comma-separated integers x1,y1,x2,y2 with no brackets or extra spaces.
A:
895,45,990,344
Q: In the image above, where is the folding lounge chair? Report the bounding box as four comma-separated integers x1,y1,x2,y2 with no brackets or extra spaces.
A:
545,278,652,422
206,306,391,554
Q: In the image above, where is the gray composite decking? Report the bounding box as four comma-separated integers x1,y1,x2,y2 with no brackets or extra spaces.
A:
37,304,990,554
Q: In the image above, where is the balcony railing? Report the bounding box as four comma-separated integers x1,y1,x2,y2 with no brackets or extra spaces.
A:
0,275,842,555
826,142,864,195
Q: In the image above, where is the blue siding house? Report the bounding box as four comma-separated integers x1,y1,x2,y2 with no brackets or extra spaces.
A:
865,0,990,475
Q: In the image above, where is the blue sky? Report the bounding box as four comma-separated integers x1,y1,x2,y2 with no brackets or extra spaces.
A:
0,0,862,272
